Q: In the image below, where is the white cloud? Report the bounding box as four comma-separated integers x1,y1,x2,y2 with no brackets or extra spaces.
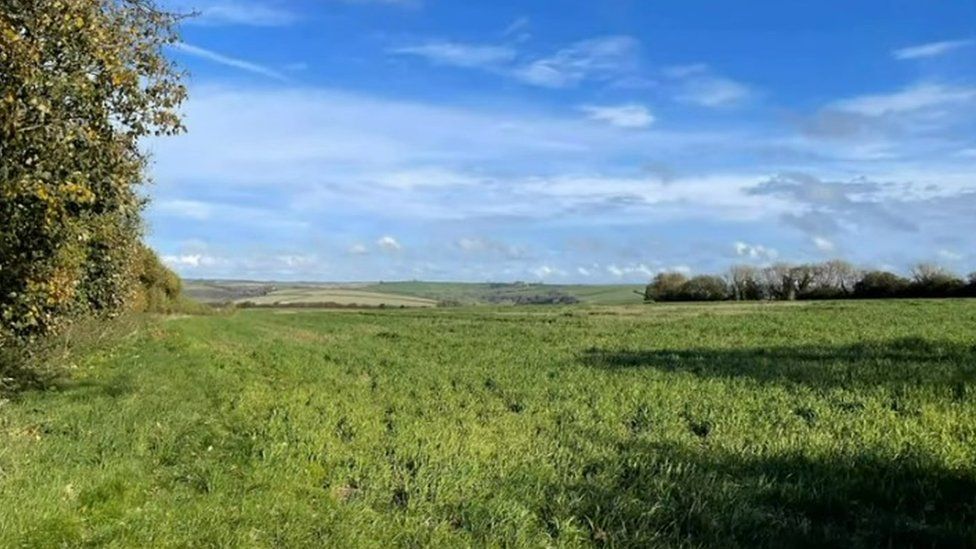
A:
893,39,974,60
377,235,402,252
577,266,592,276
579,104,655,129
832,83,976,116
734,241,779,261
531,265,564,279
162,254,217,268
390,42,516,68
171,43,289,82
155,199,214,220
813,236,835,252
348,243,369,255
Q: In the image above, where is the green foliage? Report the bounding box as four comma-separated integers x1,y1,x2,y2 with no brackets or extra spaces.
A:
1,301,975,546
645,273,730,302
679,274,729,301
0,0,185,344
644,271,689,301
131,244,184,313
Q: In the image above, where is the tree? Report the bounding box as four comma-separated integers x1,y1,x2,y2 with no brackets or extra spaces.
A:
908,263,965,298
727,265,763,300
1,0,185,343
645,272,688,302
680,275,729,301
801,259,861,299
760,263,807,300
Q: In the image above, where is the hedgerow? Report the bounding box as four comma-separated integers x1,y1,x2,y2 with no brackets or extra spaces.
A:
1,0,185,347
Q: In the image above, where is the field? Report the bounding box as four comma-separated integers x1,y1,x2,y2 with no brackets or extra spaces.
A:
363,282,645,306
183,279,644,307
1,300,975,546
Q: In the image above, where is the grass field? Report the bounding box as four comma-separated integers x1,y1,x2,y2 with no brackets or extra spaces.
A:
2,300,975,546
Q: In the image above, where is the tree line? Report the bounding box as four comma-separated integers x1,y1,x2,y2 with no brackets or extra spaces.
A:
644,261,976,302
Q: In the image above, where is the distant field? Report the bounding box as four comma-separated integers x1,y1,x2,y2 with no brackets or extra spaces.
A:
238,288,438,308
363,281,644,305
2,300,975,546
184,279,645,307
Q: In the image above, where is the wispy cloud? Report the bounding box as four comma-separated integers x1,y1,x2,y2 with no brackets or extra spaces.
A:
893,39,974,60
502,16,531,40
172,43,289,81
511,36,640,88
832,83,976,116
579,104,655,129
390,42,516,68
391,35,641,88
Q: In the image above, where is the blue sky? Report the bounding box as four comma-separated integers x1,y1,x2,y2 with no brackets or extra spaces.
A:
148,0,976,282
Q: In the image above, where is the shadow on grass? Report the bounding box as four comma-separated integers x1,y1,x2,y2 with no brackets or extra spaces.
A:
544,440,976,547
581,337,976,390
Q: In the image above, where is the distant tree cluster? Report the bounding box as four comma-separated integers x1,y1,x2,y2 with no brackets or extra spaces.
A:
644,261,976,302
1,0,186,345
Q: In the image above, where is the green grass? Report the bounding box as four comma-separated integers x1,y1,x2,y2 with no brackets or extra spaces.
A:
2,300,975,546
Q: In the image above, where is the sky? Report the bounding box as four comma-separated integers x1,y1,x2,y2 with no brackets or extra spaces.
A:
148,0,976,283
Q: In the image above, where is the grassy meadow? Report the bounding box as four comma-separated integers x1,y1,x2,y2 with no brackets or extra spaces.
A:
1,300,975,547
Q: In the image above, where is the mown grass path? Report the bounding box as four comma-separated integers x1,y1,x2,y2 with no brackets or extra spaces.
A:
2,301,975,547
